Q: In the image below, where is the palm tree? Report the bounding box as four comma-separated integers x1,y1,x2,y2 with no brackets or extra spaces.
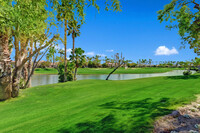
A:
68,20,81,59
148,59,152,67
141,59,147,67
56,0,75,82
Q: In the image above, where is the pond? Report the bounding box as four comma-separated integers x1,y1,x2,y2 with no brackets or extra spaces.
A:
31,70,194,87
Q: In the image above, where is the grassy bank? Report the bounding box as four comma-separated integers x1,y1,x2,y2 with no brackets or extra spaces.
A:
0,75,200,132
34,67,183,75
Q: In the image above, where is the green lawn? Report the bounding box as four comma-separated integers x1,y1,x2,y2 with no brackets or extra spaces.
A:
34,67,183,75
0,75,200,132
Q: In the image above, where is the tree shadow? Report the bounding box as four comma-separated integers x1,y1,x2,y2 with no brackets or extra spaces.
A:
58,98,174,133
58,113,124,133
166,75,200,80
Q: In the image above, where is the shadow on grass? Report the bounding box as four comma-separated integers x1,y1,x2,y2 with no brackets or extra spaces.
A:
166,75,200,80
58,114,124,133
58,98,174,133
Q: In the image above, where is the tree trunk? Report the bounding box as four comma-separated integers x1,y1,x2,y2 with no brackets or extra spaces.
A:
12,67,20,97
64,19,68,82
74,67,77,81
106,62,124,80
72,32,75,59
0,33,12,100
27,39,33,88
24,47,49,89
12,37,27,97
53,53,55,67
72,32,76,81
21,64,28,89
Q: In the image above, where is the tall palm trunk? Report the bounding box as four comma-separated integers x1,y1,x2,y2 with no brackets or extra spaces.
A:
0,32,12,100
72,31,75,59
64,19,68,82
72,31,75,81
74,67,77,80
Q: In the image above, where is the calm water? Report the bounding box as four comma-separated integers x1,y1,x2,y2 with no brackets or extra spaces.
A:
31,70,194,87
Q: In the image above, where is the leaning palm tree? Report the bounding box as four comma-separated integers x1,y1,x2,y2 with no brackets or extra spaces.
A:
68,20,81,59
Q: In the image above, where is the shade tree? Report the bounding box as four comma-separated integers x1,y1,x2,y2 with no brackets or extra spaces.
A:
158,0,200,55
0,0,59,99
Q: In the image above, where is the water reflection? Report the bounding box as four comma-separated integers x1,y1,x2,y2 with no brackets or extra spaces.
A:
31,70,194,87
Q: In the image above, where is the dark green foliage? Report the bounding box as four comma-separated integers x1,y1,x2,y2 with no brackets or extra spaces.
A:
58,62,74,82
58,63,65,82
158,0,200,55
88,61,94,68
183,71,192,76
69,48,85,80
87,55,101,68
127,63,137,68
102,63,108,68
70,48,85,68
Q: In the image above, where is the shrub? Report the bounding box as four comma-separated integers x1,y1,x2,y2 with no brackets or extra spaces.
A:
58,63,74,82
127,63,137,68
183,71,192,76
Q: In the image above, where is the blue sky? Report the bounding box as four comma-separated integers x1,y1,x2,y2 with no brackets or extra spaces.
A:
55,0,197,62
11,0,197,62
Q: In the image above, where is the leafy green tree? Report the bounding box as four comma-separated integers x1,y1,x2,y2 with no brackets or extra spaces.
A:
183,61,191,71
70,48,86,80
56,0,78,82
0,0,121,100
192,58,200,71
0,0,59,98
0,0,15,100
158,0,200,55
54,0,121,81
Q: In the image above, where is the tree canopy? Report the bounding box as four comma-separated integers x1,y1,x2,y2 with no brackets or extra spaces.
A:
158,0,200,55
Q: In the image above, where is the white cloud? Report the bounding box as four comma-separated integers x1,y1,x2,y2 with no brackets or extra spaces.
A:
106,49,114,52
59,48,72,53
85,52,95,56
97,54,106,57
67,49,72,53
155,46,179,56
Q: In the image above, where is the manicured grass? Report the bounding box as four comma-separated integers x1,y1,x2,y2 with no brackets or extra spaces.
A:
0,75,200,132
34,67,183,75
